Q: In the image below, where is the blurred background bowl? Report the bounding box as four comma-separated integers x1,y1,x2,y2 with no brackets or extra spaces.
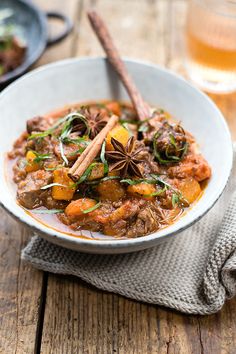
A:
0,0,73,87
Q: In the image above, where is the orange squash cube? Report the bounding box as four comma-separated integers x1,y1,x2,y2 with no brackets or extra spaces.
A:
25,151,40,173
127,183,156,199
177,178,202,204
97,179,126,201
65,198,97,217
105,124,129,151
52,168,75,200
106,101,121,116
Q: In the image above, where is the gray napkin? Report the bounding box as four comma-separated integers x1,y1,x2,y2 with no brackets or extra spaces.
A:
22,147,236,315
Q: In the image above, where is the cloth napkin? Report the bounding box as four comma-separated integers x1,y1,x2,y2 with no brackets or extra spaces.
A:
22,147,236,315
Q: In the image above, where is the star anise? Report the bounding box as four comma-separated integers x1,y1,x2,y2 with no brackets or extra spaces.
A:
72,107,109,139
106,136,144,178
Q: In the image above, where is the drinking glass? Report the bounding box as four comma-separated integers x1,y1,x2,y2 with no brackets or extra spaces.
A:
185,0,236,93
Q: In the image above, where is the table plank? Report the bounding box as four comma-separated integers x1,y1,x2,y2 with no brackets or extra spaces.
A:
41,275,205,354
0,211,43,354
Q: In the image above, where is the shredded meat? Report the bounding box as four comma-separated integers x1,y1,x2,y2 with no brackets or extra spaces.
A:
26,116,55,134
17,170,52,209
167,152,211,182
8,101,211,239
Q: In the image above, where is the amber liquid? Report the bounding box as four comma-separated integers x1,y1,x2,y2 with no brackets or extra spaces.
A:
187,32,236,71
186,1,236,93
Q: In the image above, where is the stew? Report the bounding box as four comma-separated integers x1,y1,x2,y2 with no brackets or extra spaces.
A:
8,101,211,238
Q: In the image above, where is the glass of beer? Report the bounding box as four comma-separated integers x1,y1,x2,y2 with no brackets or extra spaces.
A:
185,0,236,93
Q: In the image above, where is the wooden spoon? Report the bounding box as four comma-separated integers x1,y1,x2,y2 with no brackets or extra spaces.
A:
87,10,151,122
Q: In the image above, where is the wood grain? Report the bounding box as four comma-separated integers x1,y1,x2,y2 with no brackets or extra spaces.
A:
33,0,80,66
41,276,201,354
76,0,163,62
1,0,236,353
0,210,43,354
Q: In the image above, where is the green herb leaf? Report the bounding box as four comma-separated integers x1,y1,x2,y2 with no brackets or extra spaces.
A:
169,134,177,148
153,130,188,165
68,147,86,156
64,136,90,146
138,123,148,132
171,193,180,207
28,112,89,141
119,119,139,125
120,178,157,185
82,201,101,214
149,174,173,189
29,151,51,163
32,209,64,214
28,130,53,140
61,112,90,141
143,186,167,197
85,175,120,185
40,183,67,190
76,162,98,185
100,140,109,175
44,166,62,171
59,140,68,165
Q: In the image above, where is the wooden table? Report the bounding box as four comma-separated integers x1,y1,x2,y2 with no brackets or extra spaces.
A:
1,1,236,353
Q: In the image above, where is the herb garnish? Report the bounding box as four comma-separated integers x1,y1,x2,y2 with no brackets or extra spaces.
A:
82,201,101,214
59,140,68,165
121,174,188,208
153,122,188,165
171,193,181,207
85,175,120,185
40,183,67,190
100,141,109,175
120,178,157,185
75,162,98,185
29,151,51,163
31,209,64,214
138,118,150,133
28,112,88,141
44,165,63,171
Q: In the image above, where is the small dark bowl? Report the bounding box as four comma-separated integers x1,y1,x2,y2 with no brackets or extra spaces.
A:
0,0,73,86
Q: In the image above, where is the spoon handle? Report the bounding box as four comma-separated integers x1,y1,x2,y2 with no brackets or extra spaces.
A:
87,10,150,121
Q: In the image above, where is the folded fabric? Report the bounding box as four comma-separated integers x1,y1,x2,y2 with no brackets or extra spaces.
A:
22,148,236,315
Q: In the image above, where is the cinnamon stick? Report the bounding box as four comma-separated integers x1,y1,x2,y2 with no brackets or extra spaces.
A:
68,114,119,181
87,10,150,121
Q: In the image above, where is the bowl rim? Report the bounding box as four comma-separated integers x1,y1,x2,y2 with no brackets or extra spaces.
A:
0,56,233,250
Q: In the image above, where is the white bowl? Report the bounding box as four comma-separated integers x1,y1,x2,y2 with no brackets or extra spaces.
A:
0,58,233,253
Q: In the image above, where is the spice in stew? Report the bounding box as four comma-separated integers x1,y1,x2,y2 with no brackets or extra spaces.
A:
8,101,211,238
